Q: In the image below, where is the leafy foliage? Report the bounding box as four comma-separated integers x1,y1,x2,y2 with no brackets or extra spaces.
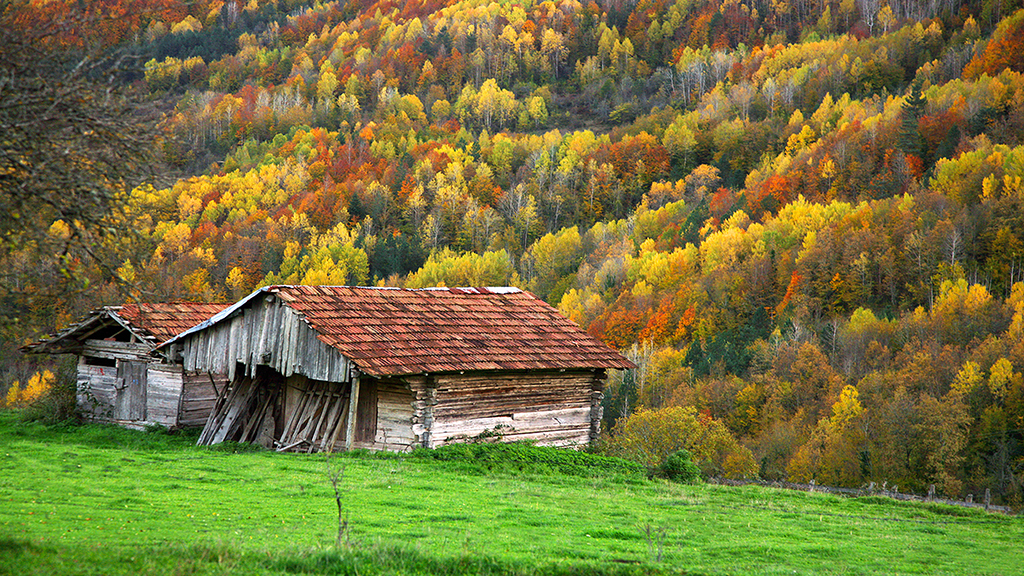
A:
0,1,159,333
414,441,645,479
655,449,703,483
606,405,757,478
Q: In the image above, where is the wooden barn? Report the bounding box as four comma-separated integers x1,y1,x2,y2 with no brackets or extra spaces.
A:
159,286,634,452
23,303,229,429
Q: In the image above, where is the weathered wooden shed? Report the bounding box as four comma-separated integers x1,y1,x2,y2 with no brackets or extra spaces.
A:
160,286,634,452
23,303,229,429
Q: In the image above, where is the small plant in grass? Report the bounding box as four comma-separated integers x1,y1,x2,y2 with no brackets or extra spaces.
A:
638,520,668,562
326,454,351,549
144,423,170,434
655,449,702,483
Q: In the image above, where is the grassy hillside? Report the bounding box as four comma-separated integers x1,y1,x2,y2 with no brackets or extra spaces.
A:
1,412,1021,576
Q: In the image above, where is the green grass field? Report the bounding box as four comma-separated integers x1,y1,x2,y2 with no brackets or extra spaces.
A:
0,411,1021,576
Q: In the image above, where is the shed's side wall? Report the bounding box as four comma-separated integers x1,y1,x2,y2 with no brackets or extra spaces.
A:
75,343,220,429
423,370,602,448
77,362,117,420
76,341,155,425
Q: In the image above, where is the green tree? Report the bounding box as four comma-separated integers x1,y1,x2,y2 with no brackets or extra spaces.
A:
897,84,926,161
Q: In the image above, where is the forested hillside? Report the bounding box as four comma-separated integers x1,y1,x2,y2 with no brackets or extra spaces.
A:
3,0,1024,505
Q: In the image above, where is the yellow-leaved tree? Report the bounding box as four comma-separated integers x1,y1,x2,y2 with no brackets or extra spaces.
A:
5,370,55,408
606,405,757,478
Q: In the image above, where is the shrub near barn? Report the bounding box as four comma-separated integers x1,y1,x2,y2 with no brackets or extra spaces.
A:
606,405,757,478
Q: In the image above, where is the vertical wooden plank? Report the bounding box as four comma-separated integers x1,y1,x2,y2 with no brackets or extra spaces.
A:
114,361,129,420
317,392,343,452
356,379,377,445
307,384,335,451
267,303,281,369
325,396,348,452
257,299,272,369
280,377,311,443
114,360,147,421
292,315,303,376
344,376,360,450
280,309,293,376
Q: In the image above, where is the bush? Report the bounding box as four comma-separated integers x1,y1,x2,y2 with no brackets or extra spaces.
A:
606,405,758,479
656,449,702,483
413,442,645,479
18,358,79,425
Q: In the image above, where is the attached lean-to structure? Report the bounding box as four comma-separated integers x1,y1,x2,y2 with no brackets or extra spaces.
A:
23,303,229,429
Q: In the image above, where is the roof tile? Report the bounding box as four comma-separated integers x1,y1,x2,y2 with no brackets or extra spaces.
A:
272,286,635,377
118,303,230,344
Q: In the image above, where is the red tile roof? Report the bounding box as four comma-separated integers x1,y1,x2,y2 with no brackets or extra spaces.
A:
274,286,634,376
118,303,231,344
23,302,229,354
174,286,632,377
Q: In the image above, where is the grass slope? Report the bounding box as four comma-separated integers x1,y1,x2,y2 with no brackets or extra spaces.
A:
0,412,1020,576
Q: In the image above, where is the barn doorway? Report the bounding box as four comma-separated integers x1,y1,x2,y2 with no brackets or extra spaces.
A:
355,379,378,444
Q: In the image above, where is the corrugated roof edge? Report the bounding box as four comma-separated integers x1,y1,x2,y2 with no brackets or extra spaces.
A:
157,285,526,350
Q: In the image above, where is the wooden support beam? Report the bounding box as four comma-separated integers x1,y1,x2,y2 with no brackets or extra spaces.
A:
344,374,360,451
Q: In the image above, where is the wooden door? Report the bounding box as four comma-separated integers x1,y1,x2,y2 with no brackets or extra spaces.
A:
355,379,377,444
115,361,147,421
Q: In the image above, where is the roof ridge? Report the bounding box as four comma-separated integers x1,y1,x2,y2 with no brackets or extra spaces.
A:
273,285,523,294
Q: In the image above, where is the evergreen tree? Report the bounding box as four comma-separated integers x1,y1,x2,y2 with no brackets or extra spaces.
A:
898,83,927,160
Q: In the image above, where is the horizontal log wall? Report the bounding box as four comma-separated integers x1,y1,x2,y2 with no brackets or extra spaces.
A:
180,297,350,384
422,370,601,448
82,339,152,362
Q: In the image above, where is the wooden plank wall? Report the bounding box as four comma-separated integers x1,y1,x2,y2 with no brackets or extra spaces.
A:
76,363,117,420
83,339,152,362
76,341,153,424
146,364,183,427
279,376,349,452
179,371,226,427
198,371,352,452
72,342,231,430
354,381,415,452
423,370,600,448
180,297,350,384
197,370,274,446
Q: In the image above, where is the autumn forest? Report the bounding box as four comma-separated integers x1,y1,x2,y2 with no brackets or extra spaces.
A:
3,0,1024,505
